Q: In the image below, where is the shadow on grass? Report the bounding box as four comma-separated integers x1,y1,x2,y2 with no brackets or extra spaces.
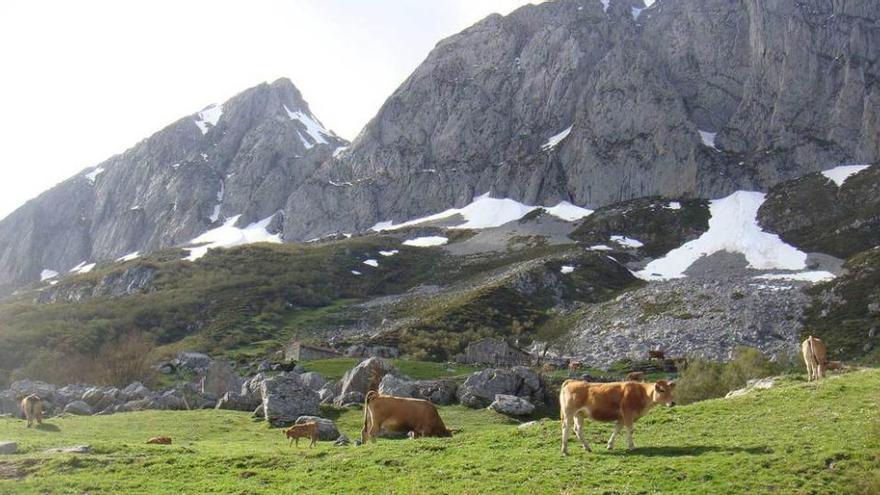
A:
604,445,769,457
34,423,61,432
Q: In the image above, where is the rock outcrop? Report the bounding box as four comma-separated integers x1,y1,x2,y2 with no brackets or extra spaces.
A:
457,367,547,408
260,375,320,427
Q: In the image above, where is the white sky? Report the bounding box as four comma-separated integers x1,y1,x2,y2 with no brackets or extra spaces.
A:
0,0,544,221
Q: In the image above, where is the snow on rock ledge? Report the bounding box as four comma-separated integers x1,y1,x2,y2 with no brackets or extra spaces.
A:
820,164,870,187
184,214,281,261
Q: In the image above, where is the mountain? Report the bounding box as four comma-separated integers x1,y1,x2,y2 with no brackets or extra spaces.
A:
285,0,879,238
0,78,347,293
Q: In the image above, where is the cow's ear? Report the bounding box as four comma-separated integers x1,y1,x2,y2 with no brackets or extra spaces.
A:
669,382,676,389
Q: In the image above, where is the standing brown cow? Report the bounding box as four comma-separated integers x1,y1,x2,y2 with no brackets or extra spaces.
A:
647,350,665,361
20,395,43,428
559,379,675,455
802,336,828,381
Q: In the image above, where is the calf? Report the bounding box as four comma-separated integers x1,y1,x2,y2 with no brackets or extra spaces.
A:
625,371,645,382
559,379,675,455
284,422,319,447
146,436,172,445
20,394,43,428
361,391,452,443
801,335,828,381
568,361,583,374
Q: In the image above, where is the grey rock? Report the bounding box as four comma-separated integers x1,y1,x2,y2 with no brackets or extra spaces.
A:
120,382,151,401
377,375,458,405
295,416,340,441
10,380,56,399
260,375,320,427
298,372,326,391
215,392,259,412
334,357,400,406
488,394,535,416
457,367,547,408
725,377,777,399
62,401,93,416
151,390,187,410
0,441,17,455
336,391,365,407
174,352,213,372
253,404,265,419
317,380,339,405
81,387,120,412
240,373,268,405
345,344,400,359
36,265,156,304
333,434,351,447
456,338,532,366
377,374,415,398
200,360,241,398
0,391,18,416
45,445,91,454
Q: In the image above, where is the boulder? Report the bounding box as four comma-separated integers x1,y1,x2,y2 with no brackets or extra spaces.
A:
253,405,265,418
377,376,458,405
336,391,365,407
345,344,400,359
118,399,152,412
200,360,241,398
333,434,351,447
0,441,18,455
457,367,547,408
334,357,399,406
241,373,268,405
377,374,416,397
174,351,212,371
488,394,535,416
725,377,777,399
45,445,91,454
81,387,120,412
215,392,259,412
10,380,56,399
62,400,93,416
151,390,187,410
121,382,151,401
0,391,18,416
299,372,326,391
260,375,319,427
295,416,340,441
317,381,338,405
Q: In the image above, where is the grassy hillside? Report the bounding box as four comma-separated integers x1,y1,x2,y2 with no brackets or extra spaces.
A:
1,369,877,494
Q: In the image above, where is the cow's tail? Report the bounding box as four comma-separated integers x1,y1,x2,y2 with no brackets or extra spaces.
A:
365,390,378,404
807,336,818,366
559,380,573,420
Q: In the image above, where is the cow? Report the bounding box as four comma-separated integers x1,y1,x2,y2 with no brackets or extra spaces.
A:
559,379,675,455
647,350,665,361
20,394,43,428
146,436,172,445
625,371,645,382
284,422,319,447
361,391,452,443
802,335,828,382
826,360,844,371
568,361,583,374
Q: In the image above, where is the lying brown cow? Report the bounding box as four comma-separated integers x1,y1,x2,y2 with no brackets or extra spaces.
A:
625,371,645,382
647,350,665,360
559,379,675,455
361,391,452,443
802,335,828,381
21,394,43,428
285,422,319,447
146,436,172,445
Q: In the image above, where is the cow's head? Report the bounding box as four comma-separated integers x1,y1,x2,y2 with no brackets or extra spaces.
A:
652,380,676,407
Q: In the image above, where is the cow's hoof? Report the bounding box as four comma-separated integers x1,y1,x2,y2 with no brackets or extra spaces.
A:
583,446,591,452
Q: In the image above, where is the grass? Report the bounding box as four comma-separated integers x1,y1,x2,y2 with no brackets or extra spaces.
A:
300,358,481,381
1,369,878,494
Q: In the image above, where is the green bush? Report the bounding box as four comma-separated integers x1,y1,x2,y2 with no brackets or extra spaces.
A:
675,347,785,405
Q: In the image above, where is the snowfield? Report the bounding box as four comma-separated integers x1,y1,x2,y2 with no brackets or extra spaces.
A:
40,269,59,281
284,105,330,149
698,130,718,150
402,236,448,247
116,252,140,262
821,164,870,187
69,262,96,274
194,104,223,135
371,193,592,232
636,191,809,281
754,271,835,283
84,167,105,184
610,235,644,248
184,214,281,261
560,265,575,274
363,259,379,267
541,125,572,151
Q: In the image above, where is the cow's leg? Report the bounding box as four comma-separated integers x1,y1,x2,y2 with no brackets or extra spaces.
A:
806,359,815,382
367,421,381,444
36,412,42,425
607,422,622,450
295,437,300,447
574,413,591,452
624,420,636,451
560,412,573,456
817,362,826,381
310,436,316,448
360,409,372,444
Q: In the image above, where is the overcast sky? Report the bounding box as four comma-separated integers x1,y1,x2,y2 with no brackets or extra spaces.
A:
0,0,545,220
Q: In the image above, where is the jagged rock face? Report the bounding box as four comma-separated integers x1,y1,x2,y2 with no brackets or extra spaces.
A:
0,78,346,293
286,0,879,238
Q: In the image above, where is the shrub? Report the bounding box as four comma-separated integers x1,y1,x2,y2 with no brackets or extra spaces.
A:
674,347,783,405
93,333,158,387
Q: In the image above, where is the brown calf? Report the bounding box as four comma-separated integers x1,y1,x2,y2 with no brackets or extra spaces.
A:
801,336,828,381
20,395,43,428
559,379,675,455
647,350,665,360
361,391,452,443
568,361,583,374
625,371,645,382
285,422,319,447
146,436,172,445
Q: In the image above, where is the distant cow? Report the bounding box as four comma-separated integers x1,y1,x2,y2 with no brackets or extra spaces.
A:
568,361,583,374
826,360,844,371
802,336,828,381
647,350,665,361
20,395,43,428
146,436,172,445
361,391,452,443
625,372,645,382
285,422,319,447
559,379,675,455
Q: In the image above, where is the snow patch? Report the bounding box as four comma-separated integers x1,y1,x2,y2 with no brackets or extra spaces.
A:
631,6,645,19
117,251,140,262
541,125,573,151
402,236,448,247
560,265,575,274
754,271,835,283
363,259,379,267
665,201,682,210
379,250,399,257
821,164,870,187
194,104,223,135
544,202,593,221
209,180,225,223
636,191,808,281
589,245,613,251
698,130,718,150
184,214,282,261
284,105,329,149
69,262,96,274
84,167,105,184
610,235,644,248
332,146,349,158
600,0,610,12
351,270,362,276
40,269,59,281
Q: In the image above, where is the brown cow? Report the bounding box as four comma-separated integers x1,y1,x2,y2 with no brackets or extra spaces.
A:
559,379,675,455
361,391,452,443
284,422,319,447
625,371,645,382
647,350,665,360
826,360,844,371
802,335,828,382
20,395,43,428
146,436,172,445
568,361,583,374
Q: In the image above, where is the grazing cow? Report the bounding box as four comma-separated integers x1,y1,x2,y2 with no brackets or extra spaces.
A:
625,371,645,382
361,391,452,443
146,436,172,445
284,422,319,447
801,336,828,381
647,350,665,361
826,360,844,371
559,379,675,455
568,361,583,374
20,395,43,428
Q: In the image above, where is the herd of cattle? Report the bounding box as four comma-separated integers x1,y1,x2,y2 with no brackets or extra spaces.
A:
16,335,843,455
